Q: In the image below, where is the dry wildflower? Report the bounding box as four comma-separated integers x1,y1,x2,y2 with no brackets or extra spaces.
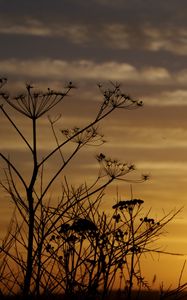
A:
112,199,144,210
71,218,98,232
0,83,71,119
97,82,143,113
61,126,105,146
96,154,135,179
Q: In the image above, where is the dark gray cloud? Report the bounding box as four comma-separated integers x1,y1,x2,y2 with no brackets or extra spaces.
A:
1,0,187,25
0,0,187,71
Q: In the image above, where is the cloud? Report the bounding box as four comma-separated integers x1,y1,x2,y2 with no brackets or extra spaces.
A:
141,67,171,82
101,24,131,49
143,26,187,56
0,58,172,84
0,18,133,49
98,23,187,55
104,126,187,150
0,18,90,44
0,19,51,37
144,90,187,106
176,69,187,84
1,14,187,57
139,161,187,171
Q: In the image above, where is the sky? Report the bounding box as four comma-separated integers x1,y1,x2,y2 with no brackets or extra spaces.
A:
1,0,187,289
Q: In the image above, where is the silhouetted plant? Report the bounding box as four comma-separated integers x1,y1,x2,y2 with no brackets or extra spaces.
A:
0,78,145,298
0,78,183,300
41,189,180,300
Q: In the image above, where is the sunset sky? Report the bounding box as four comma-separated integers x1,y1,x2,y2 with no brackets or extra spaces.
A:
1,0,187,289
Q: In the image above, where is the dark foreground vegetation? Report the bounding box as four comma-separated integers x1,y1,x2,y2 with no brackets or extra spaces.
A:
0,78,186,299
1,290,187,300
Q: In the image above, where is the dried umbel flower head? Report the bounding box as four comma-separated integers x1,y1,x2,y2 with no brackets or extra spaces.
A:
97,82,143,117
112,199,144,210
71,218,98,233
0,82,72,119
96,153,136,179
140,216,160,228
61,126,105,146
96,153,149,183
113,213,121,223
58,223,71,234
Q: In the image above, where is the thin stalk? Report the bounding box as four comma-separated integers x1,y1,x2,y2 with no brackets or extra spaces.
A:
34,144,81,212
38,105,116,168
0,105,32,151
128,209,135,300
0,153,27,190
23,117,38,297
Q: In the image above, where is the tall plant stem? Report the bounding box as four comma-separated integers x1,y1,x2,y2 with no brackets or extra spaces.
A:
128,209,135,300
23,117,38,297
